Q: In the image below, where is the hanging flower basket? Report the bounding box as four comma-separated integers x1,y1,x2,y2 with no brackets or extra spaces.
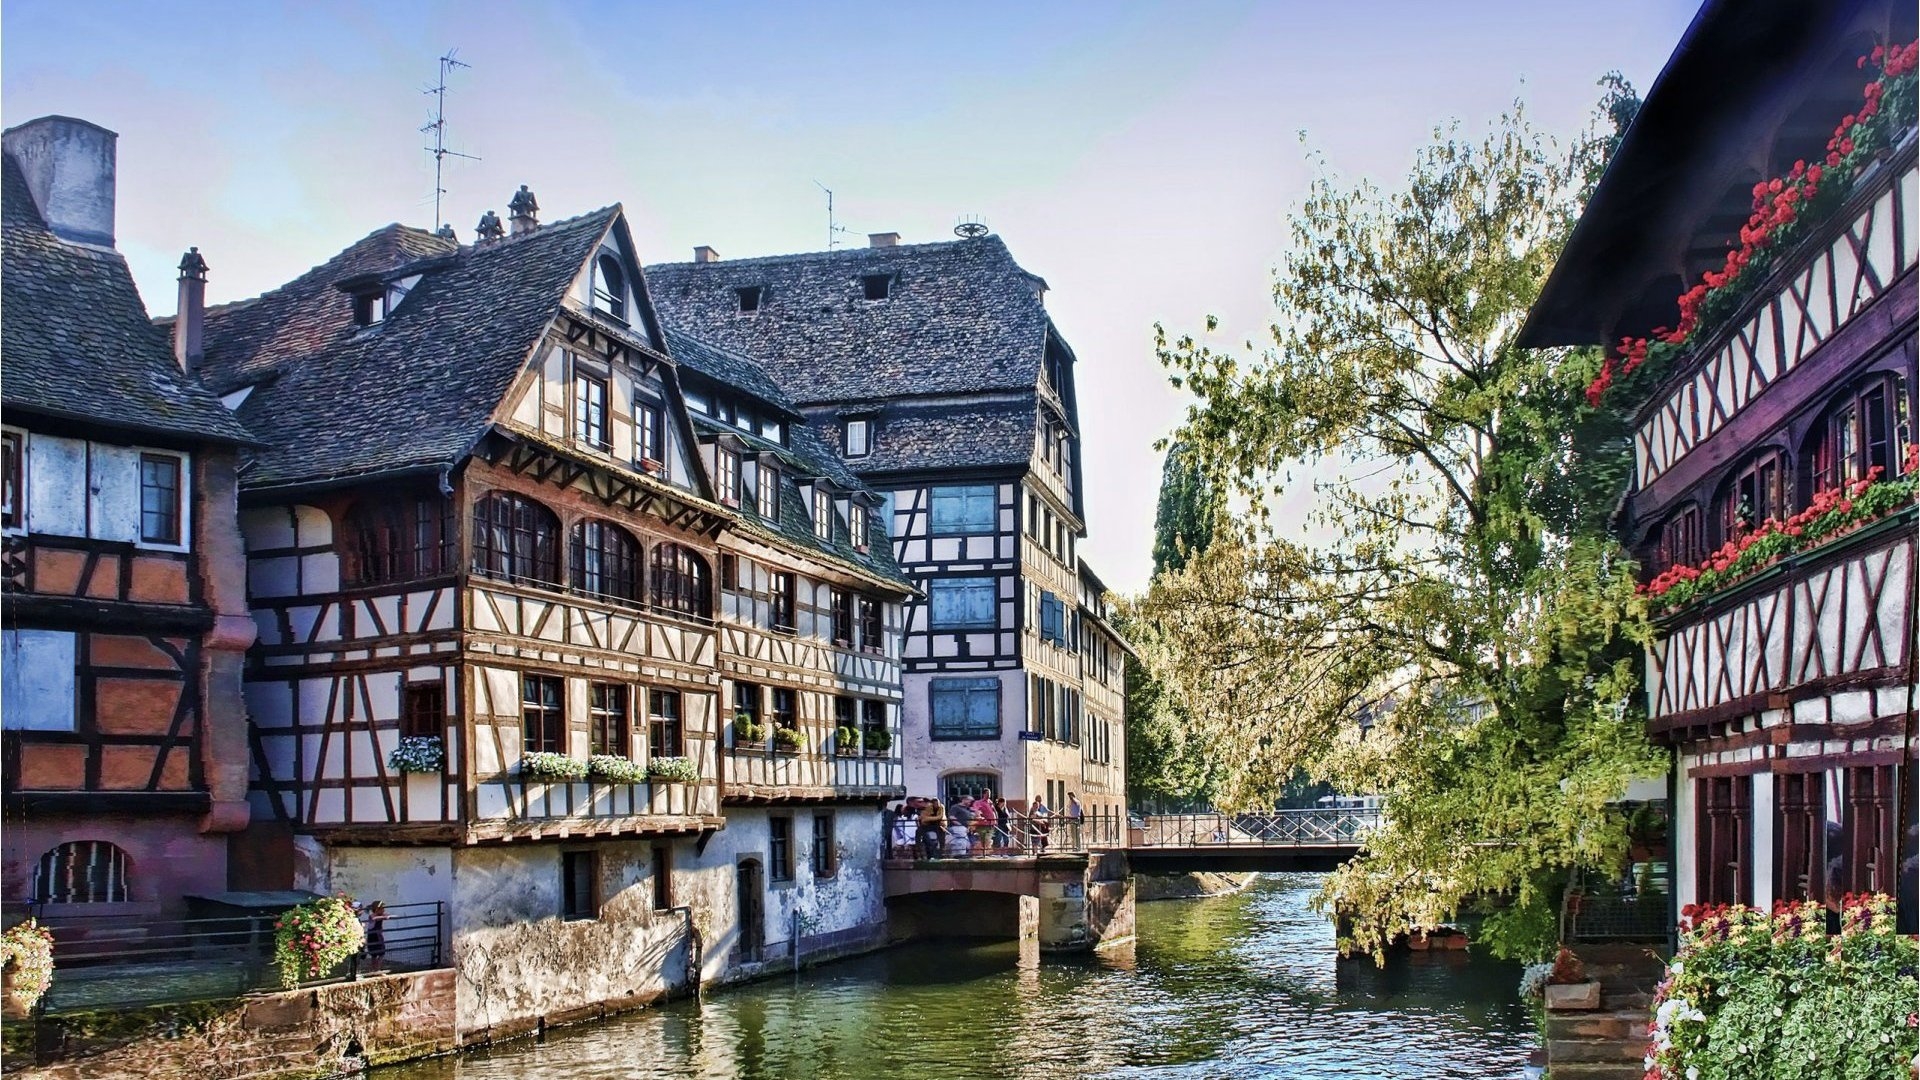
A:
1,919,55,1016
272,895,366,989
587,755,647,784
520,752,588,781
647,756,698,784
388,735,445,774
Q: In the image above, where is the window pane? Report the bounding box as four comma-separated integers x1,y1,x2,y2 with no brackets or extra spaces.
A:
139,454,181,544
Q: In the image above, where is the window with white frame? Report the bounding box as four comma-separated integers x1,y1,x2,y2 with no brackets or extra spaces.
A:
756,462,779,520
813,487,833,542
849,502,869,548
716,445,741,505
574,371,609,450
845,418,871,458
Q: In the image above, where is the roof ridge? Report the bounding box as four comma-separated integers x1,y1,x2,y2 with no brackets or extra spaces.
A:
646,233,1007,268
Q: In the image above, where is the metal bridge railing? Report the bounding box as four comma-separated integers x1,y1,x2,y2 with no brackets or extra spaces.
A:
1133,809,1382,848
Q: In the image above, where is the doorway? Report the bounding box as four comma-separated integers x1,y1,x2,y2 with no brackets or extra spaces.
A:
736,859,764,962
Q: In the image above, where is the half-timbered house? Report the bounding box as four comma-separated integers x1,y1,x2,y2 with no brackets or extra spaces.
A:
645,232,1129,829
1,117,257,920
1522,0,1917,926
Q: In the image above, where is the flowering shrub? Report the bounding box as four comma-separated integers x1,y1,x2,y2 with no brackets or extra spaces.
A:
1588,41,1918,407
587,754,647,784
1518,960,1554,1001
1640,454,1918,614
272,895,366,988
1644,894,1917,1080
647,756,698,783
1,919,55,1011
520,751,588,781
388,735,444,774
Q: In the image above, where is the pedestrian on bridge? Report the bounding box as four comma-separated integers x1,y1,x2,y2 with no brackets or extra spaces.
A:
991,794,1012,852
971,790,998,854
917,797,947,858
1065,793,1084,849
1029,795,1051,853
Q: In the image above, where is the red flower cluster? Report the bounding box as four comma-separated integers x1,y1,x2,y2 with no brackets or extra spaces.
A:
1640,466,1887,600
1586,40,1915,407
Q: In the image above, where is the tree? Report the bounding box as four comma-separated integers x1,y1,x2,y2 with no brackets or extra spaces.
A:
1151,440,1225,576
1122,87,1661,960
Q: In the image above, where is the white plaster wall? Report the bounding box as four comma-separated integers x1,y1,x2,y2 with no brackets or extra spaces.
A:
900,669,1029,802
1674,758,1697,907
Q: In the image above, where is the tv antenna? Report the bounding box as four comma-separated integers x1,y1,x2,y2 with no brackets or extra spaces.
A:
422,49,479,231
814,181,852,249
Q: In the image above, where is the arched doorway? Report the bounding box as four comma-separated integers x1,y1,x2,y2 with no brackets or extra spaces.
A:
736,859,764,962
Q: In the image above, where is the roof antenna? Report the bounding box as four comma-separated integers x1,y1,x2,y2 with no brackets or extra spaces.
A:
955,215,989,239
422,49,480,232
814,181,852,249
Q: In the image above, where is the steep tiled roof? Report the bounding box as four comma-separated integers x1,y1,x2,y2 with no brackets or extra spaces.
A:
195,208,619,490
644,236,1050,403
817,397,1036,477
662,326,794,413
1,154,251,445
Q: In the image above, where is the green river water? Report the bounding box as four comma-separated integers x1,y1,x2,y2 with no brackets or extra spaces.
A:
381,873,1536,1079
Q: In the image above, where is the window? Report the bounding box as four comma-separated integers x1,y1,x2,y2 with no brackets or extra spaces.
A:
34,841,129,904
930,485,996,534
929,578,996,630
941,772,997,802
845,419,871,457
402,682,445,740
769,816,794,882
733,682,762,736
813,487,833,542
594,254,627,321
1696,776,1751,906
861,274,891,301
716,445,741,505
649,689,684,758
574,372,609,450
756,463,779,520
831,590,854,645
1655,505,1704,575
1774,772,1824,903
561,850,599,920
812,814,836,877
858,597,883,653
345,496,454,586
1039,591,1066,645
770,571,795,632
570,520,642,604
522,675,565,755
651,845,673,911
1,629,75,731
1717,450,1785,543
2,431,20,529
589,682,629,757
473,492,561,586
861,699,887,751
649,543,711,619
849,502,869,549
139,453,182,544
834,695,856,736
1809,377,1900,494
770,688,797,731
930,677,1000,740
737,286,762,313
636,400,665,465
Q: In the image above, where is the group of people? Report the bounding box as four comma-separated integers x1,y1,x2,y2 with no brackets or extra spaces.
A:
888,790,1085,858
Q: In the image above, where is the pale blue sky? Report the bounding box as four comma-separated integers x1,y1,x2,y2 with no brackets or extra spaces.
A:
3,0,1699,590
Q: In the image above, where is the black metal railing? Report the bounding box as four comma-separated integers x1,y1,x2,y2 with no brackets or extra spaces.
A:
20,900,444,1013
887,808,1128,858
1563,862,1671,944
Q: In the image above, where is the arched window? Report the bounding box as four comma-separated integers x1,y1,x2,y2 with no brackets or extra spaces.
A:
940,772,999,802
1806,376,1901,496
594,254,627,321
649,542,710,619
343,495,454,586
35,841,129,903
472,492,560,586
1714,449,1786,545
1652,504,1704,574
570,519,641,604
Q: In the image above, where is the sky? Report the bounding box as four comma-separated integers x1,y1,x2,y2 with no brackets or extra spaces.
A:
2,0,1700,591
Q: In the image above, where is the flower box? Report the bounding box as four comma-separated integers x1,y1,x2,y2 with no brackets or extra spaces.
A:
388,735,445,774
647,756,698,784
520,752,588,781
587,755,647,784
772,727,807,753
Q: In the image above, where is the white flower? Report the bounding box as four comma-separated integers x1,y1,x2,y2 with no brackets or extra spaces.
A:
1669,960,1683,975
1687,1067,1699,1080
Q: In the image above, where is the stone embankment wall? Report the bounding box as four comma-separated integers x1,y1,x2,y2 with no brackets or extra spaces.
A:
1135,872,1255,901
3,969,455,1080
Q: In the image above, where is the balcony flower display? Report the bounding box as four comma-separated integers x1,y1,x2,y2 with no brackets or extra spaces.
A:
647,756,698,783
1587,41,1918,408
1,919,55,1015
863,727,893,756
587,754,647,784
272,895,366,989
834,725,862,756
388,735,445,774
734,715,767,746
772,726,807,753
519,752,588,781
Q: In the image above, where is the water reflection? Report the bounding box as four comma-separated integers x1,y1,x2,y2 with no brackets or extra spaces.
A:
385,874,1533,1079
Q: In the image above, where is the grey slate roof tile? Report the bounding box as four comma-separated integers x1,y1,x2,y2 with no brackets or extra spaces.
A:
2,154,252,445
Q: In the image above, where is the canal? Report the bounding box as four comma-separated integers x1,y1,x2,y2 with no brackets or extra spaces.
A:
383,873,1536,1079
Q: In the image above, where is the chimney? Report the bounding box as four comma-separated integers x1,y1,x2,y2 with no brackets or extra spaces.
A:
2,116,118,246
475,210,504,242
174,247,208,372
508,184,539,236
693,245,720,264
868,232,900,248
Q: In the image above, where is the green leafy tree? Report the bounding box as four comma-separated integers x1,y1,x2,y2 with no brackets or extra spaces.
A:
1151,440,1225,575
1122,86,1661,961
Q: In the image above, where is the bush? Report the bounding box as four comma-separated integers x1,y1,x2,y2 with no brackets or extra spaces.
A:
1646,894,1918,1080
647,756,698,783
587,754,646,784
520,752,588,781
2,919,55,1011
834,725,861,754
272,895,365,988
735,717,767,745
864,727,893,754
772,726,807,751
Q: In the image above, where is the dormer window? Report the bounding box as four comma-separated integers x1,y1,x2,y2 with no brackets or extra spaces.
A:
594,254,627,321
737,286,763,314
862,274,891,302
716,445,741,505
757,463,780,520
849,502,869,550
353,292,382,326
845,418,872,458
351,275,419,327
813,487,833,542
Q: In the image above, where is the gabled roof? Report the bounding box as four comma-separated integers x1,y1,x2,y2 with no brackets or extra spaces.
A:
644,236,1052,404
662,326,796,414
1,154,251,445
819,397,1036,477
194,207,621,491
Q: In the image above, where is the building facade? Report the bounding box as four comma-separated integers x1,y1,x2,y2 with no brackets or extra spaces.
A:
1523,0,1917,924
1,117,257,920
646,232,1129,832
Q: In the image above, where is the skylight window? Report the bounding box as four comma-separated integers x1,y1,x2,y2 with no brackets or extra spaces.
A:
862,274,891,302
737,286,763,313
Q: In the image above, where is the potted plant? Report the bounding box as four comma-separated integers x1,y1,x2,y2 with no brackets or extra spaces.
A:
772,726,806,753
520,752,588,781
863,727,893,758
734,714,766,746
388,734,445,774
1,919,54,1017
1542,946,1600,1011
588,755,647,784
272,895,366,988
834,725,862,756
639,457,665,478
647,756,699,783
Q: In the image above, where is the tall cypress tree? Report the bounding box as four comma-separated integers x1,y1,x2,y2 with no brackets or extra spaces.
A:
1150,440,1224,576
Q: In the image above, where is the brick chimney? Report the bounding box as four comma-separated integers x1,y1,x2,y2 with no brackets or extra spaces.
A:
508,184,539,236
2,116,117,246
693,245,720,264
175,247,208,372
868,232,900,248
